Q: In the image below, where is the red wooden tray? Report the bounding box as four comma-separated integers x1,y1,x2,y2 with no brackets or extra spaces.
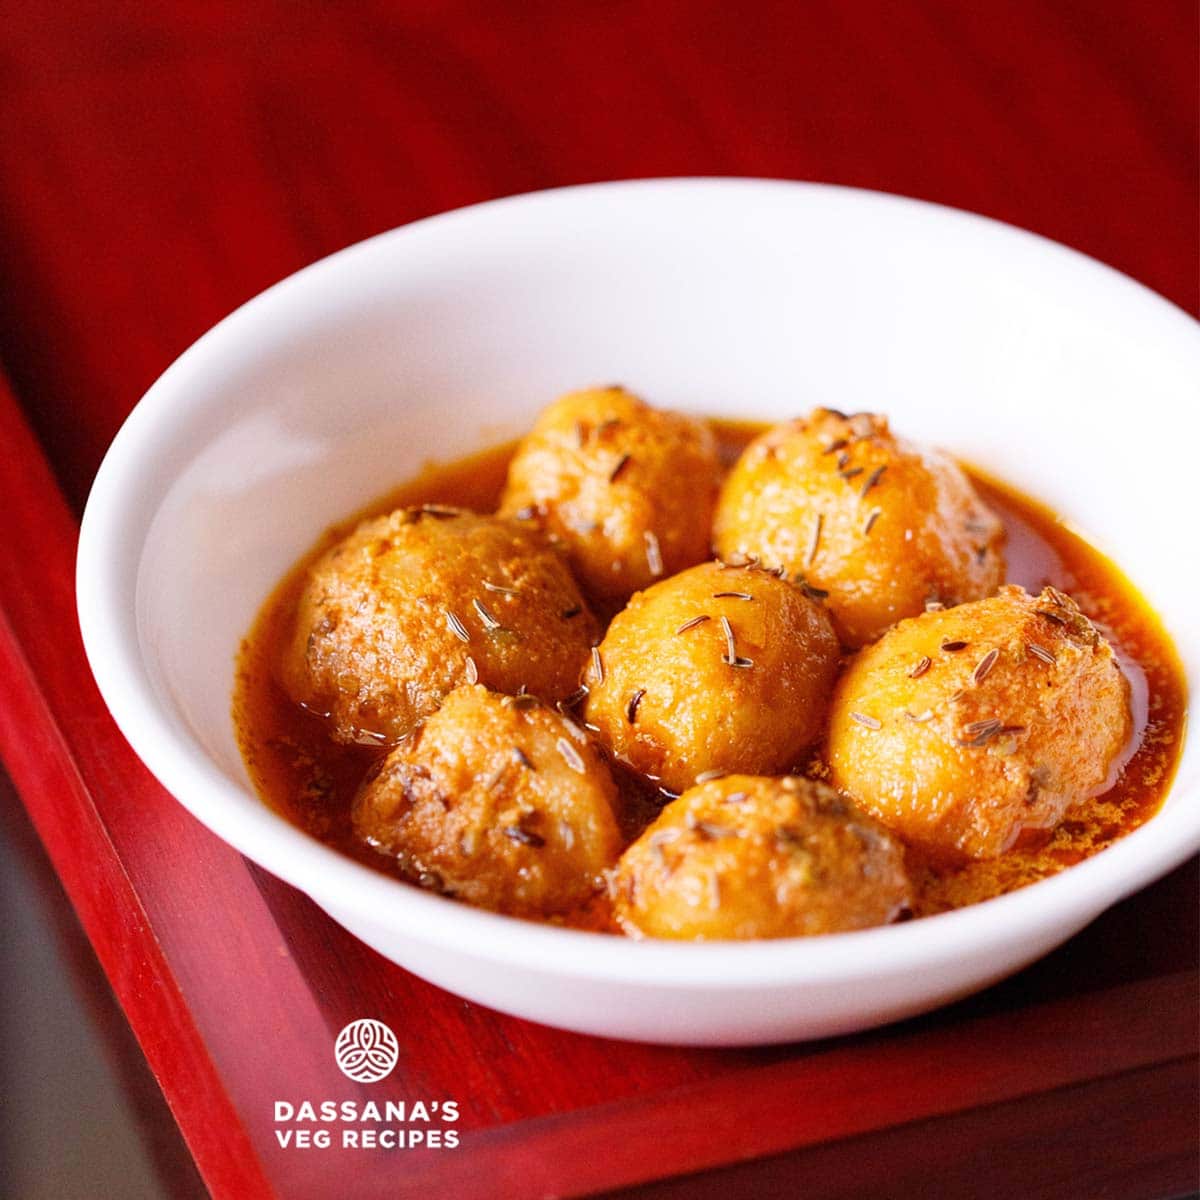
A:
1,4,1196,1197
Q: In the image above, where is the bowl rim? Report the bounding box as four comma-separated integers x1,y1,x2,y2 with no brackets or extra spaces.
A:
76,176,1199,988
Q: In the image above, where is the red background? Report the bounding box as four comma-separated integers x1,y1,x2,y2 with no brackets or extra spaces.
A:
0,3,1196,1198
2,1,1196,512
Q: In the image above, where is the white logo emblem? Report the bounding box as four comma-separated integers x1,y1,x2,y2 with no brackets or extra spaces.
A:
334,1019,399,1083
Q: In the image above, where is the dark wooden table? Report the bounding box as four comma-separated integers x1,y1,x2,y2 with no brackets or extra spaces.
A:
0,4,1196,1197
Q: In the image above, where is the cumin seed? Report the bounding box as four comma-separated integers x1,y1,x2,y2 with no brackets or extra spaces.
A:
718,617,752,667
972,648,1000,685
720,615,737,661
473,598,502,631
860,464,887,498
444,608,470,643
806,513,824,566
963,718,1002,736
1026,642,1057,665
556,737,586,774
609,452,633,482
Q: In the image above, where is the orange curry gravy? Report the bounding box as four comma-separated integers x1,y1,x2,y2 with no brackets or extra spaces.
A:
233,422,1187,927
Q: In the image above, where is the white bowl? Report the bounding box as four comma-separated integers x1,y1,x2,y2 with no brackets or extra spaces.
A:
77,179,1199,1046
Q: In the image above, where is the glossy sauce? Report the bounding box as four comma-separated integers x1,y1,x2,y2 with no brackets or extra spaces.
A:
233,422,1188,927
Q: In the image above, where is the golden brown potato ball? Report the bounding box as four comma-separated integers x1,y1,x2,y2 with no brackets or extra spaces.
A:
282,506,597,745
827,585,1132,862
582,561,840,794
611,775,911,939
713,408,1005,647
353,684,621,917
498,386,722,604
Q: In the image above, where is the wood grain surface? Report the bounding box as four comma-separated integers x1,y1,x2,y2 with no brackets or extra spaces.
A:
0,3,1195,1197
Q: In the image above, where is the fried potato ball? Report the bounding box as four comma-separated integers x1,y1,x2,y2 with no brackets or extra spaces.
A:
498,386,722,604
282,506,597,744
827,585,1132,862
713,408,1005,647
353,684,622,917
582,561,840,794
611,775,911,939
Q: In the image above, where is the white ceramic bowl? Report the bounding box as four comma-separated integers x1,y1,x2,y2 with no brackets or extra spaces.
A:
77,179,1199,1046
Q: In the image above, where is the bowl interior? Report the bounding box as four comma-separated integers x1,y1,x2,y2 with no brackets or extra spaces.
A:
87,180,1199,931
